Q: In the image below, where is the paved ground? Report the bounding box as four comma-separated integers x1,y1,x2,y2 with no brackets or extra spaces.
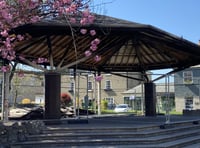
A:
45,114,200,128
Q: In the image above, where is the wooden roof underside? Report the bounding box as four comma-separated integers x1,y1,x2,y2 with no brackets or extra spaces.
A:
13,15,200,73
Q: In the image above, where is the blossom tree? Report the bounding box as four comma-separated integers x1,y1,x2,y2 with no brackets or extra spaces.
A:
0,0,102,69
0,0,103,119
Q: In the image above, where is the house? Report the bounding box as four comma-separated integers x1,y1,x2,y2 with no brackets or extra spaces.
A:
3,70,143,109
122,83,174,113
174,65,200,112
61,71,143,108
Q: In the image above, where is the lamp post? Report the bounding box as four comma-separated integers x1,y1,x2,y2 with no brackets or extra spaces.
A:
165,74,170,124
80,72,89,118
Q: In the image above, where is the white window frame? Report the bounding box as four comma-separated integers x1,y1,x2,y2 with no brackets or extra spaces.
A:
69,82,74,91
185,96,193,110
105,97,114,104
183,71,193,84
105,80,112,90
69,69,74,78
88,81,93,91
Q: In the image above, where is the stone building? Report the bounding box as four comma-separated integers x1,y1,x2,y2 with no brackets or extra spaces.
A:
4,70,143,109
122,83,174,113
61,71,143,108
174,65,200,112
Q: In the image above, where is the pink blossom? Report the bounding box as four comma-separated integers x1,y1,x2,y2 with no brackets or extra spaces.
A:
63,0,72,4
30,16,40,23
17,71,24,77
17,35,24,41
84,50,92,57
37,57,48,63
91,38,100,45
94,55,101,62
70,18,76,23
1,66,8,72
82,9,90,17
95,75,103,82
1,51,8,59
65,7,71,13
2,11,13,22
80,18,88,25
7,55,15,61
0,0,99,65
80,29,87,34
90,44,97,51
1,65,10,72
0,1,6,7
87,15,95,23
3,38,12,49
1,30,8,37
90,30,96,36
69,3,77,12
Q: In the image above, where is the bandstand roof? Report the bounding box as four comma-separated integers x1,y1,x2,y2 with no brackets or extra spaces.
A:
13,14,200,76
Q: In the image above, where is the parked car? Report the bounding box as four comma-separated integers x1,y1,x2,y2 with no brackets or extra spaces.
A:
114,104,131,113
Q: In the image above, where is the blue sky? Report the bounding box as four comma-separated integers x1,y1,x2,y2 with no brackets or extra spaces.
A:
93,0,200,44
93,0,200,81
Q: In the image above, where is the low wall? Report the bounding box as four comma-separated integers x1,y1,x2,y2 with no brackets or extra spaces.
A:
183,109,200,116
0,120,45,147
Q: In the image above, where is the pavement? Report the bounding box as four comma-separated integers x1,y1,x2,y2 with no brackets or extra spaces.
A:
44,114,200,128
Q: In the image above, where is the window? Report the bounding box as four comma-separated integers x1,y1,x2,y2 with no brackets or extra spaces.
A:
105,97,115,109
185,97,193,110
69,69,74,77
88,71,93,77
105,80,112,90
124,97,130,104
183,71,193,84
105,97,114,104
88,81,93,91
105,73,112,76
69,82,74,92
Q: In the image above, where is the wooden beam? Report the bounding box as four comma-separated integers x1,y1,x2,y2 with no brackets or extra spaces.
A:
22,58,47,71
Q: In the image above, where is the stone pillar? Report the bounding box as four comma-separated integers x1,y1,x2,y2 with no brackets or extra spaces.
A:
144,82,156,116
44,72,61,119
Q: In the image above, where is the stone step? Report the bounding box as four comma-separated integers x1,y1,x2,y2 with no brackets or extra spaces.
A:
11,124,200,147
44,126,160,134
28,124,200,141
10,134,200,148
44,120,199,134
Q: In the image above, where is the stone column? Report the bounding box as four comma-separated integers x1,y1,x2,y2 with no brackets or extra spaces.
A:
144,82,156,116
44,72,61,119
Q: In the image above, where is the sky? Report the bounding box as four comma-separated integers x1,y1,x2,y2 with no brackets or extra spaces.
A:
93,0,200,44
92,0,200,82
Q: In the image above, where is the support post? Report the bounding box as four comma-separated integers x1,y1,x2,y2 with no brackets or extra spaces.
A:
1,72,10,122
44,72,61,119
144,82,156,116
73,69,77,117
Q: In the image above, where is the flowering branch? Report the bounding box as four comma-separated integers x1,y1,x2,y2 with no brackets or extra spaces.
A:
0,0,103,81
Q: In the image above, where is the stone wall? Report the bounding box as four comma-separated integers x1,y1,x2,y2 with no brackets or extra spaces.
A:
0,120,45,147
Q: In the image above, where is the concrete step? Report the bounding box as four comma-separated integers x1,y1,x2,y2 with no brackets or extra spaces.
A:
43,120,200,134
11,123,200,148
27,124,200,141
10,134,200,148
